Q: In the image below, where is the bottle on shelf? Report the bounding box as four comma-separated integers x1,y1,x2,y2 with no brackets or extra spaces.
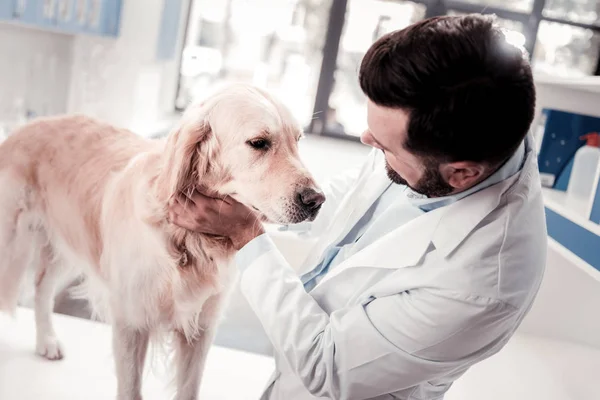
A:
566,132,600,204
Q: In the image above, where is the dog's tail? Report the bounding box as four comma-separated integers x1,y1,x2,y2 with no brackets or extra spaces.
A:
0,172,40,314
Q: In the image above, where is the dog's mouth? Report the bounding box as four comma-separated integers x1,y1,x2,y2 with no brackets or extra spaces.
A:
247,204,289,225
242,202,272,223
253,206,275,224
232,194,318,225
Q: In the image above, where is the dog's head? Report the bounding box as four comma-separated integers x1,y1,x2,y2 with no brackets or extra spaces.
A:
160,83,325,224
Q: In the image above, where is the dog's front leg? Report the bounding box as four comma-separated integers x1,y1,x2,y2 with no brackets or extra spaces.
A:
173,327,216,400
112,322,150,400
173,293,224,400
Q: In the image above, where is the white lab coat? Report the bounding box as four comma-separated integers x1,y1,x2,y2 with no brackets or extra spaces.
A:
238,136,547,400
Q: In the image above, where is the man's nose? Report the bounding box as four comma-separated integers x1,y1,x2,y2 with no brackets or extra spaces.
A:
296,188,326,211
361,130,376,148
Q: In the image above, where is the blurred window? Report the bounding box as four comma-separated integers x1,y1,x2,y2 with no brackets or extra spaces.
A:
544,0,600,26
175,0,600,139
454,0,534,12
533,21,600,76
175,0,331,129
326,0,426,137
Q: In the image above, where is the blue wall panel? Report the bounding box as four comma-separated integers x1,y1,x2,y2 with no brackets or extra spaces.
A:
156,0,183,60
0,1,14,19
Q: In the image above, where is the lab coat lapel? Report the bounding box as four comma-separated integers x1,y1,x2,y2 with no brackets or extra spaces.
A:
298,151,392,274
432,144,536,257
315,205,444,287
328,160,392,245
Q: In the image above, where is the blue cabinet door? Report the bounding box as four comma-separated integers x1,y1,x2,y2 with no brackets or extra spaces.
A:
72,0,88,32
4,0,121,36
0,0,14,20
55,0,72,30
103,0,123,37
72,0,121,36
56,0,86,32
156,0,183,60
12,0,38,23
89,0,121,37
37,0,58,27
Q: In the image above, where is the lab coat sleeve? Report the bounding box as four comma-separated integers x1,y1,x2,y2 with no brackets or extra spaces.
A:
236,237,520,400
236,233,273,271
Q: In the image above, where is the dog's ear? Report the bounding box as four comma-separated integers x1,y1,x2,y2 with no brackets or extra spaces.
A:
158,110,214,202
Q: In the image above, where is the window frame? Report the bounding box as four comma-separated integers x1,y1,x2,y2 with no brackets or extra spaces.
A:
173,0,600,141
311,0,600,142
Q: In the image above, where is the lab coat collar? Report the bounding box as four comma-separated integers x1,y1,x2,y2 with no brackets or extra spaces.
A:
318,134,538,277
431,135,537,258
327,204,444,272
295,151,392,276
405,139,526,212
316,154,390,246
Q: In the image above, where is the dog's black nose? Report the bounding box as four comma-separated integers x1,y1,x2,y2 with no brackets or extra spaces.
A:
297,188,326,211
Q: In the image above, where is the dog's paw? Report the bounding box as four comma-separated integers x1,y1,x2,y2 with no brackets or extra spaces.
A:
36,336,64,360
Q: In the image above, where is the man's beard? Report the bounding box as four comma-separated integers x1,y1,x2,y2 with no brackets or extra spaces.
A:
385,161,454,198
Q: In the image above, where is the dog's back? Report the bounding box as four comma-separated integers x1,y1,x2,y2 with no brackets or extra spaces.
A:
0,115,157,312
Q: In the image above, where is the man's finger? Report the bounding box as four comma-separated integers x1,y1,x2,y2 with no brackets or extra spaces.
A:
174,195,192,210
167,210,180,226
169,197,183,213
188,189,222,208
168,211,195,231
221,194,238,206
193,186,222,199
171,196,202,221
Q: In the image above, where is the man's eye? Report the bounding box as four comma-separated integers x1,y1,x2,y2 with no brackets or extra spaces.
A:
247,138,270,150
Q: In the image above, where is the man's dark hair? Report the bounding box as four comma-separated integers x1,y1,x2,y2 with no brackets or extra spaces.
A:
359,14,535,167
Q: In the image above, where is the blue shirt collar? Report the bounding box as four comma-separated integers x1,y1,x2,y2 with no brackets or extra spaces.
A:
405,139,527,212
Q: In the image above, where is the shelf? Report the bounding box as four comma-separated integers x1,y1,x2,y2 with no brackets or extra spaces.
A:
542,187,600,236
534,74,600,95
543,188,600,279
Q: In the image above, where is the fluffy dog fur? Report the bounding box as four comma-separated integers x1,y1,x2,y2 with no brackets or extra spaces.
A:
0,83,323,400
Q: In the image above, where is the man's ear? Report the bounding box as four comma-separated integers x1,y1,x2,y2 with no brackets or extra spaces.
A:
440,161,487,191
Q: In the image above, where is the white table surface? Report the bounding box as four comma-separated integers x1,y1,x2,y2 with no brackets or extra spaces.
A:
2,307,600,400
0,308,275,400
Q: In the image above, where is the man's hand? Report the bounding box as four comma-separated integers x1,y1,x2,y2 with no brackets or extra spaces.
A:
167,190,265,250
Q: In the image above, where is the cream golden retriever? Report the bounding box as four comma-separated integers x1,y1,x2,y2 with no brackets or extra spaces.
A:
0,83,324,399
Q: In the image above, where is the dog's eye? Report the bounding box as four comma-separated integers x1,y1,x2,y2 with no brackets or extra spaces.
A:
247,138,270,150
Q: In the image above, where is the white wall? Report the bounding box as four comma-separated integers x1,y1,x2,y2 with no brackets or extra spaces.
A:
67,0,189,136
532,76,600,134
519,77,600,349
518,243,600,349
0,24,73,129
